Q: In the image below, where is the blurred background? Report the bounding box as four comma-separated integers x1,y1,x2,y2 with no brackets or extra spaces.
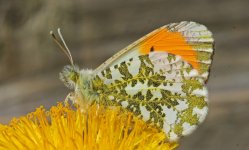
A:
0,0,248,149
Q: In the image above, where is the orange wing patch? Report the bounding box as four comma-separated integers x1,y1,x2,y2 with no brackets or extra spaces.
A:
140,28,199,71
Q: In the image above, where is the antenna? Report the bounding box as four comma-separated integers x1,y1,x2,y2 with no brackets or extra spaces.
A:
50,29,74,66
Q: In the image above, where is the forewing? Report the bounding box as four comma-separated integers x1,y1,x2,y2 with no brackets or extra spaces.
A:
92,52,208,141
95,21,214,82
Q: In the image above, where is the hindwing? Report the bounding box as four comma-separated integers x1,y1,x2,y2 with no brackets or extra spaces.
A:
92,52,208,141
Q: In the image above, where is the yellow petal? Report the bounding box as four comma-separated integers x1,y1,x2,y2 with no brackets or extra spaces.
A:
0,103,178,150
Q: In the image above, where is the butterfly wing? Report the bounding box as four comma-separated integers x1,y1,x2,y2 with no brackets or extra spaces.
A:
92,52,208,141
95,21,214,82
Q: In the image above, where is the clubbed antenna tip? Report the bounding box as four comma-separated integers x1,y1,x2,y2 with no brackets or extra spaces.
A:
50,28,74,66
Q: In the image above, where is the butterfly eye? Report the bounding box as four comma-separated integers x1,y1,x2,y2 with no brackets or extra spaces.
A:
59,65,79,89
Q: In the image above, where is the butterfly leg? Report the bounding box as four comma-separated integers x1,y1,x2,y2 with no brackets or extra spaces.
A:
64,92,76,104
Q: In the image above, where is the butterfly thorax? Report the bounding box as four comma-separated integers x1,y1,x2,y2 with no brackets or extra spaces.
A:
76,69,99,102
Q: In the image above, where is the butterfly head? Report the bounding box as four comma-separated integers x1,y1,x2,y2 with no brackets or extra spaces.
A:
59,65,80,89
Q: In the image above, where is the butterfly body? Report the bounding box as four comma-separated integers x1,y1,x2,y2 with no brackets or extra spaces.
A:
56,21,214,141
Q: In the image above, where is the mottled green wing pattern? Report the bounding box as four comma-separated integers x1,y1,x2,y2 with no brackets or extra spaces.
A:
91,52,208,141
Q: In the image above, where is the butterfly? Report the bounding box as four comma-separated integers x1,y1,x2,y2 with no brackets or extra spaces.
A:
50,21,214,142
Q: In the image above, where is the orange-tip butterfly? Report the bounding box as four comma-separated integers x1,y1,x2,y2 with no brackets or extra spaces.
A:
50,21,214,141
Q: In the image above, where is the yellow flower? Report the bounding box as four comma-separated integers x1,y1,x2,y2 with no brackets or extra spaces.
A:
0,103,178,150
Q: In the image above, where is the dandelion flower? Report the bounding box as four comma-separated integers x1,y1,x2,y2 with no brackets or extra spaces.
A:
0,102,178,150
